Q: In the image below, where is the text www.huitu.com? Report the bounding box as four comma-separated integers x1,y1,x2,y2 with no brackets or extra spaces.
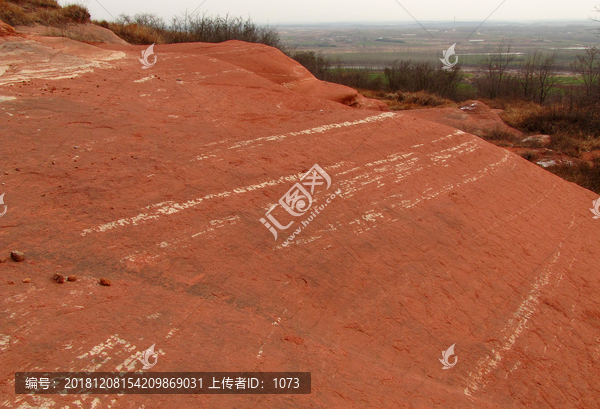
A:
282,188,342,247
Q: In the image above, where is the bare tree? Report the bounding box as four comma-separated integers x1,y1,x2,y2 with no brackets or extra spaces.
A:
536,53,559,104
479,41,516,99
518,51,559,104
573,46,600,112
385,60,413,91
519,53,536,100
383,60,462,99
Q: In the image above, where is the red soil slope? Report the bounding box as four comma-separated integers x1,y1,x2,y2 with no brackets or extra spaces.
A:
1,37,599,408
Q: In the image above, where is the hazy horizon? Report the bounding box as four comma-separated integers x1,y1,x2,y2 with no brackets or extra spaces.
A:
60,0,599,26
274,19,597,26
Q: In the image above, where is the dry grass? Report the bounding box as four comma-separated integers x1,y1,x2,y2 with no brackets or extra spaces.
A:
96,20,163,44
475,127,520,143
547,132,582,158
60,4,89,24
0,0,31,25
500,101,600,138
546,159,600,194
9,0,59,7
360,90,455,110
0,0,89,26
496,99,600,159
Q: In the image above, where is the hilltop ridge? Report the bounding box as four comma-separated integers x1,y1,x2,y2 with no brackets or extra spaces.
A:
1,31,599,408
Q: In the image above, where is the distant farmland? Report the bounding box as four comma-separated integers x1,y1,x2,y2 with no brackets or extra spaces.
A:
279,21,599,71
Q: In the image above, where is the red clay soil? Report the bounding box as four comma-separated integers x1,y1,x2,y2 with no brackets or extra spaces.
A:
1,36,600,409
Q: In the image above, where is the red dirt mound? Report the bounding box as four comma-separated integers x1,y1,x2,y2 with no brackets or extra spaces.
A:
1,38,599,408
404,99,523,138
0,20,17,37
14,22,129,45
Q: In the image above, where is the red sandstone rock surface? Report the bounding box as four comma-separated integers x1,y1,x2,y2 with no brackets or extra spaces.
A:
14,23,129,45
1,35,600,408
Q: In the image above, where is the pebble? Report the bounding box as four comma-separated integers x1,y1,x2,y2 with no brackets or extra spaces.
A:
67,275,77,282
11,251,25,262
99,277,111,286
52,273,65,284
23,278,31,283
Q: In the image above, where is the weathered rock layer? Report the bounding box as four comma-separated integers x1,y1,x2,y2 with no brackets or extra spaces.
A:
1,36,599,408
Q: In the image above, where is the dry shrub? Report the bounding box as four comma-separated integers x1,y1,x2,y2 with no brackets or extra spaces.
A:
100,13,282,47
286,50,330,79
546,159,600,194
0,0,33,25
580,139,600,152
1,0,89,26
34,7,65,25
104,22,164,44
60,4,89,23
498,100,545,129
7,0,59,7
361,90,454,110
500,101,600,138
548,133,582,158
476,127,519,143
359,89,455,110
397,91,448,107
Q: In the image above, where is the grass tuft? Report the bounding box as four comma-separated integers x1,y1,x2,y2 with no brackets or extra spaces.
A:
0,0,89,26
359,89,455,110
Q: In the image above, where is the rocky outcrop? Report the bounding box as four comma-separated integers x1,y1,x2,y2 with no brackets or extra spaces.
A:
404,99,523,138
0,37,599,408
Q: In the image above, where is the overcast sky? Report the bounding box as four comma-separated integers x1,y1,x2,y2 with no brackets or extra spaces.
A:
64,0,599,24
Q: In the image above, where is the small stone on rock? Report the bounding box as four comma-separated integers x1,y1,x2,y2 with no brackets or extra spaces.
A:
23,278,31,283
99,277,111,286
67,275,77,282
11,251,25,262
53,273,65,284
